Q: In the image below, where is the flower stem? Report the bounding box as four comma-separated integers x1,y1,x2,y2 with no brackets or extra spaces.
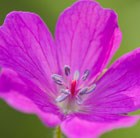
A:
54,126,63,138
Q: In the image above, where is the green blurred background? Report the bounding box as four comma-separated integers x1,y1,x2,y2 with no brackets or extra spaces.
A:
0,0,140,138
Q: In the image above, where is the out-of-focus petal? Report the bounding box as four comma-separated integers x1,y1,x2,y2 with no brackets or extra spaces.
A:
0,68,61,127
82,48,140,121
0,11,58,94
0,90,60,127
61,116,140,138
55,0,122,80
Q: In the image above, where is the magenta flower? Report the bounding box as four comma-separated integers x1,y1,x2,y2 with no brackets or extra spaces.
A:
0,0,140,137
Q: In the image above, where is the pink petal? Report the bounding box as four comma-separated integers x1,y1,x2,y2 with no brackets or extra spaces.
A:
83,48,140,121
0,68,61,127
61,116,140,138
0,11,58,94
55,0,122,79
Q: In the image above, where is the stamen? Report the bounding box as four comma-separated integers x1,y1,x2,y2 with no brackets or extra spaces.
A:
51,74,63,85
86,84,96,94
56,94,69,102
78,87,88,95
74,70,80,80
61,89,70,95
64,65,71,76
82,69,90,81
76,95,83,105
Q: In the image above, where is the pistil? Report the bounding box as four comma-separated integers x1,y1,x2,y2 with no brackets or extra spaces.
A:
70,80,77,96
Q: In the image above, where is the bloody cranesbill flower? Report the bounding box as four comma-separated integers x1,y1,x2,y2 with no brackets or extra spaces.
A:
0,0,140,138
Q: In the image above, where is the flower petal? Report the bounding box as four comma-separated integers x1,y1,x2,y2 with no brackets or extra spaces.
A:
0,68,61,127
0,11,58,94
82,48,140,121
55,0,122,79
61,116,140,138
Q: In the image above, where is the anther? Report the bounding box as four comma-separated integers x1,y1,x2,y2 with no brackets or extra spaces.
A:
86,84,96,94
51,74,63,85
61,89,70,95
74,70,80,80
78,87,88,95
64,65,71,76
82,70,90,81
56,94,69,102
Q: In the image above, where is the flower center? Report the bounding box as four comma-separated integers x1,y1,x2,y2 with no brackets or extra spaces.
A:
51,65,96,113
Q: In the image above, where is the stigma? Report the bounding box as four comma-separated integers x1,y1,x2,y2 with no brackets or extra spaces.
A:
51,65,96,106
